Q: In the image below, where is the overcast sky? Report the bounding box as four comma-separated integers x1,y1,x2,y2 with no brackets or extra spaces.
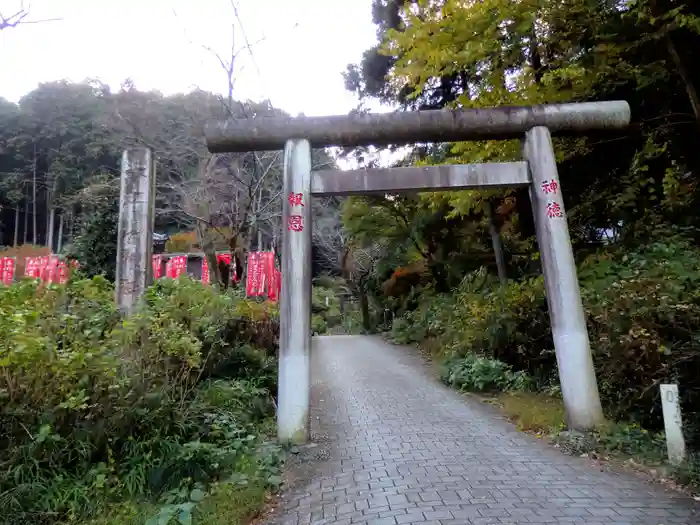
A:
0,0,381,117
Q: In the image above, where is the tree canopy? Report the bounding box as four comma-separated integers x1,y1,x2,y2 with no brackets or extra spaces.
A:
342,0,700,293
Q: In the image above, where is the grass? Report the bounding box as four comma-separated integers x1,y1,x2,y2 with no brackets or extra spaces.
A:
79,480,270,525
80,502,159,525
194,479,269,525
77,436,280,525
490,392,566,434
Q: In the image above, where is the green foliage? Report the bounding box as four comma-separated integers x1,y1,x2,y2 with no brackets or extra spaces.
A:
594,423,666,461
440,354,532,393
578,233,700,430
0,276,280,524
392,236,700,446
311,284,342,332
674,453,700,488
311,314,329,336
66,195,119,281
340,308,365,335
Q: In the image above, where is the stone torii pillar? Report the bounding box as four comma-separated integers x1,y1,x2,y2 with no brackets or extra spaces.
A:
115,148,156,315
205,101,631,441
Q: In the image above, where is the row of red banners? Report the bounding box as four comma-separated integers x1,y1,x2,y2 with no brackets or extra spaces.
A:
152,252,281,301
1,253,282,300
152,253,238,282
25,256,76,284
0,256,77,285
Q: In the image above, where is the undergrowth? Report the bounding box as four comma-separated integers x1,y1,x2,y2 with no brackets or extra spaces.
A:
0,276,282,525
390,235,700,488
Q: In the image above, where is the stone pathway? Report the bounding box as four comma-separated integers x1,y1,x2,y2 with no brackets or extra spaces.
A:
268,336,699,525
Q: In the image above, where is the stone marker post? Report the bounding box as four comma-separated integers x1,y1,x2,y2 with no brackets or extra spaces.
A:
660,384,686,465
115,148,155,315
278,139,313,444
523,127,604,429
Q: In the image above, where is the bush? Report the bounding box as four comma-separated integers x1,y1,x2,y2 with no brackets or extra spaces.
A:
311,314,328,335
66,198,118,281
165,231,199,253
580,238,700,435
440,354,532,393
0,276,280,524
311,285,341,329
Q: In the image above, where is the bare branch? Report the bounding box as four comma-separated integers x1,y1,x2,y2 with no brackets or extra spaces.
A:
0,3,62,30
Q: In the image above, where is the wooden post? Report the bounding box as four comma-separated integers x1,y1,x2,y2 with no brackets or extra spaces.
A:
523,126,604,430
13,206,19,247
47,207,56,251
660,384,686,465
278,139,312,444
115,149,155,315
486,201,507,284
56,212,64,254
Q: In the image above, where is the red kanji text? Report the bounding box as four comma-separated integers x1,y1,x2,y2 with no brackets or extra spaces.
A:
546,201,563,218
288,215,304,232
288,192,304,207
541,179,559,194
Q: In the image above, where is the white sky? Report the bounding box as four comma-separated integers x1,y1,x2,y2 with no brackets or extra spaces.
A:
0,0,382,117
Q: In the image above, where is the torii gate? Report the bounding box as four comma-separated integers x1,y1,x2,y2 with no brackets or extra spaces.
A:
205,101,631,444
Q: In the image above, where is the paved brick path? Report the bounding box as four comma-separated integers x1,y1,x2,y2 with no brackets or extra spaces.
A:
269,336,699,525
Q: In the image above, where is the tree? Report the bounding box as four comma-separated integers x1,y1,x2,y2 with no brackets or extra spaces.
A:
65,176,119,280
343,243,384,331
344,0,700,278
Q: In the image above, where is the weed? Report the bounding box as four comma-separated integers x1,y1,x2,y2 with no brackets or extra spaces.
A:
493,392,566,433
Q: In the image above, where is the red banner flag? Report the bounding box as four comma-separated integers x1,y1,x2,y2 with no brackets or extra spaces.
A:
165,255,188,278
246,252,265,296
55,260,70,284
262,252,274,292
202,253,237,285
268,268,281,302
201,257,209,284
152,255,163,279
24,256,44,279
43,256,60,283
0,257,15,285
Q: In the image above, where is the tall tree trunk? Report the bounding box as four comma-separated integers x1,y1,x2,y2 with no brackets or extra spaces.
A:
359,290,371,332
530,27,543,84
32,144,37,246
197,222,220,287
666,34,700,127
13,206,19,247
69,209,75,240
23,197,28,245
47,207,56,252
57,212,64,253
486,202,507,284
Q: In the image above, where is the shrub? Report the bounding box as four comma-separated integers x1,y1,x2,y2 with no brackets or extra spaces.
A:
165,231,199,253
440,354,532,393
311,314,329,335
311,285,342,329
579,238,700,434
0,276,280,524
66,198,118,281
